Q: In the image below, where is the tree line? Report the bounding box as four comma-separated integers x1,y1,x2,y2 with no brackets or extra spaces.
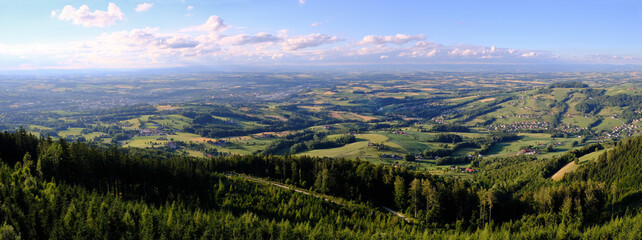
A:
0,129,641,239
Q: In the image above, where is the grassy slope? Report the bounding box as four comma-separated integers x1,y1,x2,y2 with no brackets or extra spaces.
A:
551,148,610,181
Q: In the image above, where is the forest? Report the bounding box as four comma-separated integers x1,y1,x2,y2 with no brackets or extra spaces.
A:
1,128,642,239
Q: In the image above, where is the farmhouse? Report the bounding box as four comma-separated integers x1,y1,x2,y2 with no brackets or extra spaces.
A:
139,128,164,136
166,142,178,149
207,140,227,146
257,133,273,138
519,149,537,155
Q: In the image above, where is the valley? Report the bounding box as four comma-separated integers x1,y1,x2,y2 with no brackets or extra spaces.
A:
1,71,642,239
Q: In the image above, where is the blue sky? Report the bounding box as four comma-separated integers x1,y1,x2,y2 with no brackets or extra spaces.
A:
0,0,641,70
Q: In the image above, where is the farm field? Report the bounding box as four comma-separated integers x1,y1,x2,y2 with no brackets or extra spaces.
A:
5,72,642,179
485,133,579,158
297,133,402,158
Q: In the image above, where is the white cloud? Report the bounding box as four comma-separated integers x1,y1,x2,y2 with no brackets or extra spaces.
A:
311,22,323,27
359,34,425,45
182,16,229,32
67,27,210,67
54,2,124,27
521,52,536,57
220,33,281,45
135,3,154,12
577,54,642,64
449,48,474,57
282,33,341,51
348,44,396,56
103,28,199,49
399,41,441,57
299,0,306,4
187,6,194,10
1,11,609,69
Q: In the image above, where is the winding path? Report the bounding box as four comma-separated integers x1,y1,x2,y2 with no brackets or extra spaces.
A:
227,173,410,222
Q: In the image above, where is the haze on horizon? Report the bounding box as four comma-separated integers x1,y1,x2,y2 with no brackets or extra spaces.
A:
0,0,641,71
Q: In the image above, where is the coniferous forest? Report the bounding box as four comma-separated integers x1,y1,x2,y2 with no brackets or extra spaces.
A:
1,128,642,239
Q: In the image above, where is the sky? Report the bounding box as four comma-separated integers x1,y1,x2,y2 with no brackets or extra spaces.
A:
0,0,641,70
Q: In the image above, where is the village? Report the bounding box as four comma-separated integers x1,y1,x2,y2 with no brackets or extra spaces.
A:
597,123,640,140
489,121,586,135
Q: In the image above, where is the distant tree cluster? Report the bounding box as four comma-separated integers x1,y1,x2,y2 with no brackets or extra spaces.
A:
430,133,463,143
549,82,589,88
575,92,642,119
289,134,356,154
429,124,470,133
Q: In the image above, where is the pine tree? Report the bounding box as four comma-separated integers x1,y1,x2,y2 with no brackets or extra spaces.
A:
0,223,21,240
394,176,406,210
409,178,421,218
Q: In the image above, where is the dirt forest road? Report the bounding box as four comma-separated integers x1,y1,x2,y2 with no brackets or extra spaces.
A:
228,173,410,222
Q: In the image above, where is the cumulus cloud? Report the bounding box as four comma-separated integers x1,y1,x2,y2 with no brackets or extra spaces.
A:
521,52,536,57
57,27,214,67
282,33,341,51
391,42,559,63
101,27,199,49
399,41,441,57
53,2,124,27
187,6,194,10
449,48,475,57
182,16,228,32
359,34,425,45
135,3,154,12
220,33,281,45
311,22,323,27
1,10,586,69
299,0,306,4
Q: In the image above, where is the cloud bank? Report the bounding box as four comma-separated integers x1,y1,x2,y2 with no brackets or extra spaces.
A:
359,34,425,45
4,14,640,70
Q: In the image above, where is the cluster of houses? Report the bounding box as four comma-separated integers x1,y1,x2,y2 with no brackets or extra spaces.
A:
138,128,164,136
518,149,538,155
448,165,477,173
555,123,585,135
599,123,639,140
431,109,462,124
497,113,545,119
392,131,408,135
490,121,551,131
490,121,585,135
256,133,274,138
379,153,403,159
